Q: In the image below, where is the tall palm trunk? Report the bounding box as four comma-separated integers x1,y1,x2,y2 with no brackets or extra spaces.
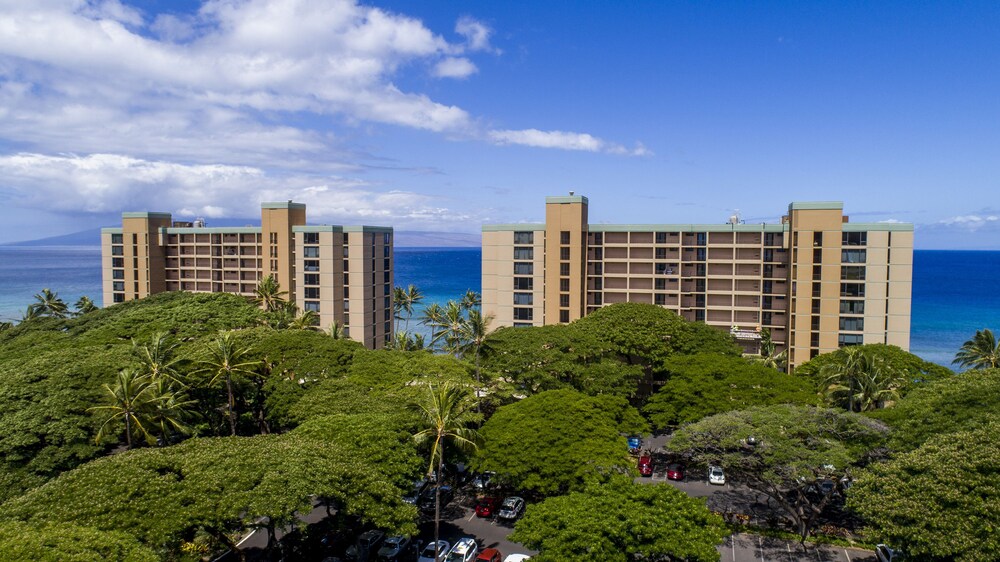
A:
434,444,444,554
226,373,237,436
124,414,133,449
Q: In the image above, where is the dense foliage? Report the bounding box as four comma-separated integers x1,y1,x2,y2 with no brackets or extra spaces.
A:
848,421,1000,561
643,353,817,429
0,520,158,562
475,389,646,497
510,476,727,562
794,344,952,396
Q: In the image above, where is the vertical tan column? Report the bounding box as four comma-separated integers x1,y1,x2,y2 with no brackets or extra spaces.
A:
261,202,306,295
786,203,844,368
544,195,588,324
121,213,171,300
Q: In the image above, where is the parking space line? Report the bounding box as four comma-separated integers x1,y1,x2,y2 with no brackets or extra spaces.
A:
844,549,851,562
731,535,736,562
759,535,764,562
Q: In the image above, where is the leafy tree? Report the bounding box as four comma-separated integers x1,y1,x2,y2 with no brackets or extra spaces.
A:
253,274,287,312
197,331,259,436
954,328,1000,370
32,288,69,319
643,353,817,430
668,405,889,543
89,369,160,449
873,368,1000,452
0,321,11,333
476,389,644,497
0,520,158,561
412,383,481,553
510,475,727,562
848,421,1000,561
794,344,952,398
73,296,98,316
482,324,642,398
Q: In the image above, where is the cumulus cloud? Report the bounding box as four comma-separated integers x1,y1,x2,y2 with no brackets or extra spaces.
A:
433,57,478,79
489,129,652,156
455,16,497,53
0,152,474,228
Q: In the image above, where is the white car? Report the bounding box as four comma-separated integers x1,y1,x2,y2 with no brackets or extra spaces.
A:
503,556,532,562
446,537,479,562
708,465,726,485
418,540,450,562
497,496,526,521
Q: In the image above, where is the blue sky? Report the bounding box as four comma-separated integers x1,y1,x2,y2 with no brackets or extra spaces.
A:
0,1,998,248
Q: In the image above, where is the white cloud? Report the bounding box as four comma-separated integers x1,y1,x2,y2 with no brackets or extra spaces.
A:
433,57,478,79
455,16,497,53
0,152,474,228
489,129,652,156
938,214,1000,230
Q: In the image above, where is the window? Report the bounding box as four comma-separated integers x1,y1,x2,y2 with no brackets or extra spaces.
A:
590,263,603,275
841,266,866,280
113,281,125,291
813,264,822,280
112,269,124,279
842,232,868,246
514,278,534,290
559,294,570,307
384,271,390,283
343,259,349,271
655,248,666,259
840,317,864,331
841,283,865,297
304,260,319,272
695,309,705,321
304,274,319,285
513,293,533,305
695,295,705,308
513,247,534,260
696,263,706,276
656,232,667,244
303,232,319,244
384,232,391,244
764,232,778,246
560,247,571,260
112,258,124,268
560,310,570,323
343,299,350,311
304,287,320,299
591,232,603,245
343,246,350,257
696,248,706,261
303,246,320,258
514,231,534,244
514,263,533,275
764,249,774,262
696,232,707,246
811,333,820,347
655,278,666,290
591,292,603,305
840,300,865,314
811,316,821,330
513,308,533,321
842,249,867,263
560,279,570,291
592,278,602,290
113,293,125,303
111,233,123,244
560,263,570,276
514,322,533,328
384,284,390,295
839,333,864,346
656,263,670,275
111,246,124,256
560,231,570,244
591,248,603,260
384,258,390,270
813,232,823,247
813,248,822,263
655,294,666,305
304,301,320,312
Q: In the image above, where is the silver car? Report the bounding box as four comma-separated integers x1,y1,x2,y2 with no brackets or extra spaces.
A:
497,496,525,521
418,540,450,562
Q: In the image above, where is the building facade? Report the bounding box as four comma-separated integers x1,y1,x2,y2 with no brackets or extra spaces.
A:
101,202,393,349
482,195,913,369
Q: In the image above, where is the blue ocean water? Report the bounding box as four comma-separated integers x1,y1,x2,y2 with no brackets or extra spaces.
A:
1,245,996,367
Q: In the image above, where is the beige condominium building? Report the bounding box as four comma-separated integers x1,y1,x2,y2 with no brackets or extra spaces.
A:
482,195,913,369
101,202,394,349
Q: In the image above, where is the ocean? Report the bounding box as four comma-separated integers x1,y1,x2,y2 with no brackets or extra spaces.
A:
1,246,996,368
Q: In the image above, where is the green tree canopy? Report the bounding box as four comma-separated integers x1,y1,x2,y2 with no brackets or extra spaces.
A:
872,368,1000,452
668,405,889,543
794,344,952,397
953,328,1000,370
0,520,158,562
475,389,646,497
481,324,643,398
848,421,1000,561
510,476,727,562
643,353,817,430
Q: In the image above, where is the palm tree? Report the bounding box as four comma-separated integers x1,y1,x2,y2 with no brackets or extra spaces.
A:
90,369,159,449
432,301,468,356
820,346,869,413
146,377,196,445
328,321,346,340
74,295,98,315
412,383,482,552
253,275,287,312
0,321,12,333
459,309,494,411
291,309,320,330
459,290,481,311
393,284,424,333
419,303,445,349
21,304,42,322
821,347,901,412
954,328,1000,370
755,328,788,371
32,288,69,318
133,331,185,386
197,331,259,435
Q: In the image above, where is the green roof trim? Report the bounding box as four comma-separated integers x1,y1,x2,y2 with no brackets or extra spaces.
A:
293,225,344,233
545,195,589,205
161,227,262,234
122,212,172,219
261,201,307,210
788,201,843,211
101,227,123,234
482,224,546,232
590,223,789,233
342,225,393,233
842,222,913,232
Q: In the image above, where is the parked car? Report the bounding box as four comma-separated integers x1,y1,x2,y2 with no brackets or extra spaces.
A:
404,478,430,504
475,548,503,562
475,496,500,518
627,436,642,454
665,463,685,481
876,544,905,562
497,496,526,521
471,471,496,490
502,556,531,562
419,485,454,512
447,538,479,562
418,540,450,562
345,530,385,561
708,465,725,485
377,535,414,560
638,455,653,476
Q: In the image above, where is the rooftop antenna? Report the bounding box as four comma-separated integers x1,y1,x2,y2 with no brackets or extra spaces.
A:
728,209,742,225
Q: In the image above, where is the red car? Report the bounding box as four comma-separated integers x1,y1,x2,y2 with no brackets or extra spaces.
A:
475,496,500,518
666,463,685,481
476,548,503,562
638,455,653,476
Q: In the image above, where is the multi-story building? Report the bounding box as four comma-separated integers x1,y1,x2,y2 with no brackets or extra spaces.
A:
101,202,393,349
482,194,913,369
